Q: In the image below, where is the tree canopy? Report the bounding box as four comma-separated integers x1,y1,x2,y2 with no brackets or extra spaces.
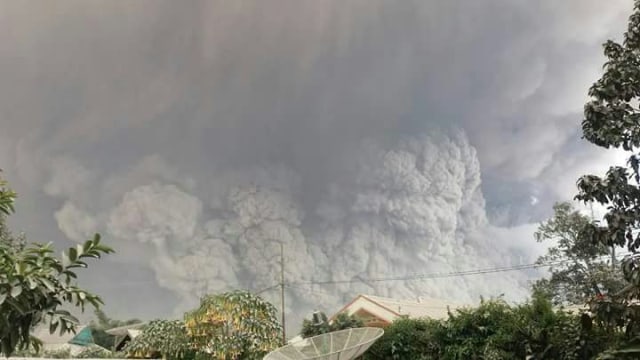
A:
0,177,15,216
124,319,192,360
184,290,282,360
533,202,624,305
574,0,640,355
0,175,113,357
300,311,363,339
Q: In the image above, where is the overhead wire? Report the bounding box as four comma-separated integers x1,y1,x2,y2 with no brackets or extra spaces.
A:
255,283,281,294
84,251,635,290
287,251,634,287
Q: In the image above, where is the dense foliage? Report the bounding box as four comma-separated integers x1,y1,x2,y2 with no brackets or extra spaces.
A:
0,177,22,250
0,177,15,216
365,317,440,360
124,319,192,360
0,176,113,357
533,202,624,305
185,290,282,360
0,211,25,251
75,345,114,359
574,0,640,355
364,294,614,360
300,311,364,338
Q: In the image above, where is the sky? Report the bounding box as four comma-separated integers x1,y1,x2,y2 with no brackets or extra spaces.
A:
0,0,634,333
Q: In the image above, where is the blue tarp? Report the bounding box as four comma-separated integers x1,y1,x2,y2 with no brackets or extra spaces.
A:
69,327,94,346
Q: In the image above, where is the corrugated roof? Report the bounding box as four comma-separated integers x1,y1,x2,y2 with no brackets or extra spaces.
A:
105,322,146,336
361,294,467,320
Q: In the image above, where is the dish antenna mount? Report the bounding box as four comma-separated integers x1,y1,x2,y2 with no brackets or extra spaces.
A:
263,327,384,360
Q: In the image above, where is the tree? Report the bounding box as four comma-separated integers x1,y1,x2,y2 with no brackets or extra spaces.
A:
300,311,364,339
574,0,640,355
514,292,614,360
0,176,113,356
0,212,25,250
0,176,15,216
301,311,331,338
331,312,365,331
533,202,625,305
184,290,282,360
0,177,21,250
123,320,192,360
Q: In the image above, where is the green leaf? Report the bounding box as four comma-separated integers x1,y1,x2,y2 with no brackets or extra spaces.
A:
49,320,58,334
10,285,22,298
68,247,78,262
40,278,55,292
61,252,70,268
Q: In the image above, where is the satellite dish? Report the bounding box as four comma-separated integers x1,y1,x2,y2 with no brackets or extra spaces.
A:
264,327,384,360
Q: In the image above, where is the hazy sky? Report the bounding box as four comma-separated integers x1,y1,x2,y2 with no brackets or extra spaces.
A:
0,0,634,330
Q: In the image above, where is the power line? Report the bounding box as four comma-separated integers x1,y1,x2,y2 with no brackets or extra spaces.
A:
255,283,281,295
289,252,634,287
284,284,335,297
83,251,635,290
289,262,559,286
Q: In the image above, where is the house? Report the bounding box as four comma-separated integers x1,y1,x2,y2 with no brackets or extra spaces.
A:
32,325,95,356
330,294,468,328
105,323,145,351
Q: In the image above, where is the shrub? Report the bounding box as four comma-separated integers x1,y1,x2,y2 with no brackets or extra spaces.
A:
12,344,41,358
364,318,441,360
364,294,616,359
42,347,72,359
124,320,192,360
301,312,364,339
75,345,114,359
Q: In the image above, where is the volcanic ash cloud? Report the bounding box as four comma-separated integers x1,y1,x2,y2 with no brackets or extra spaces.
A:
100,131,537,322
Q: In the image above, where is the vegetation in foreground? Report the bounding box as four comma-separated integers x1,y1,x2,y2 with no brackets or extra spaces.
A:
0,176,113,357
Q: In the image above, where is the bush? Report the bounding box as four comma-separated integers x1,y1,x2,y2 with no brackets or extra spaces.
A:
301,312,364,339
42,347,72,359
364,294,616,360
436,299,522,359
364,318,441,360
75,345,114,359
124,320,192,360
12,345,41,358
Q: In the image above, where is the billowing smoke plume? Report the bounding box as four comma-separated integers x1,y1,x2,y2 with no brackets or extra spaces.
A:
0,0,633,328
47,131,540,328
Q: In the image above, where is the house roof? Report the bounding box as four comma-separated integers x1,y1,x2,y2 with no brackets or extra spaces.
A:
332,294,468,322
364,294,467,319
105,322,146,336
